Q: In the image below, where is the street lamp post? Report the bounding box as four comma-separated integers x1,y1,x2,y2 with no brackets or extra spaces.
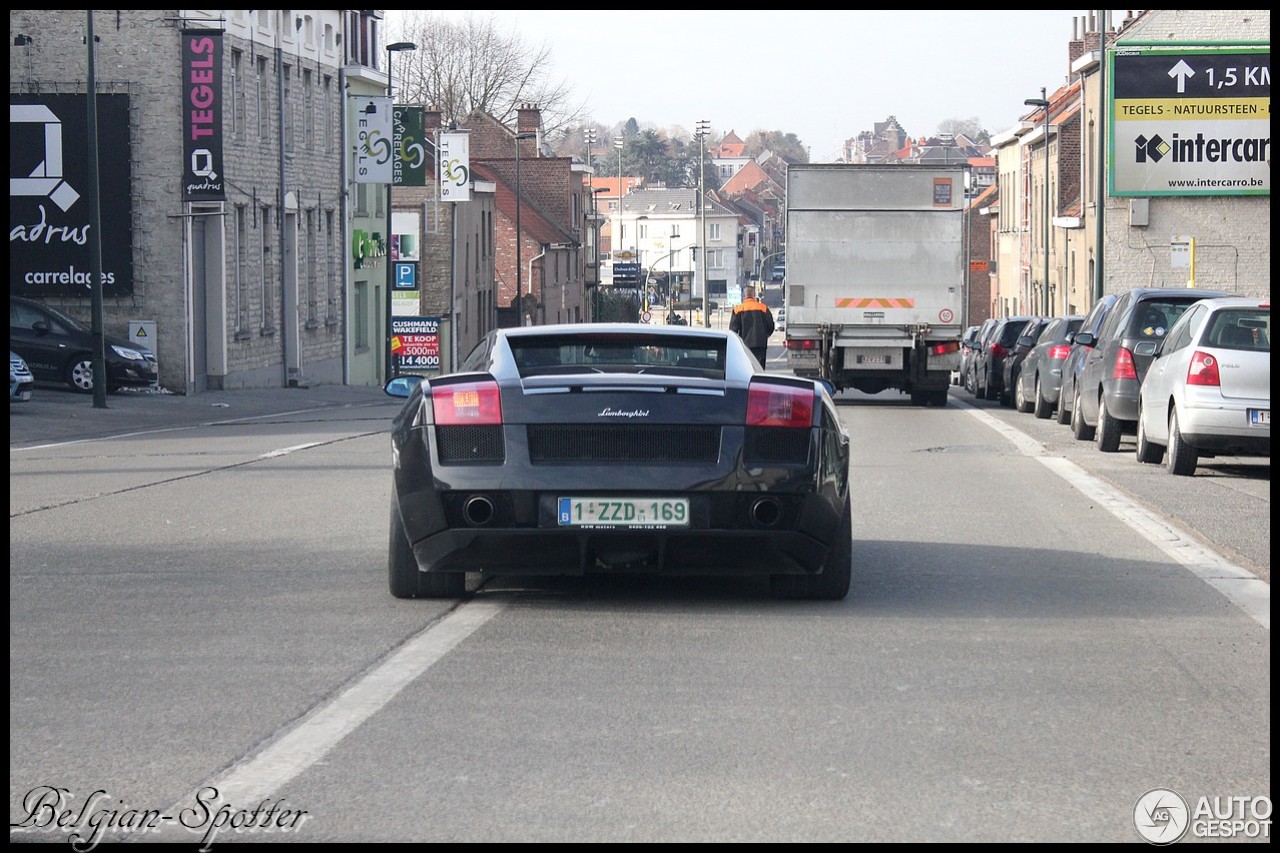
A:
591,186,607,321
514,130,538,326
695,119,711,326
383,40,416,383
1025,89,1051,316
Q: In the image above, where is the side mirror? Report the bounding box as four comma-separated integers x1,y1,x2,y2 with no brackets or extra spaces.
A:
32,320,51,335
1073,331,1097,348
1017,335,1035,348
384,376,423,398
1132,340,1159,358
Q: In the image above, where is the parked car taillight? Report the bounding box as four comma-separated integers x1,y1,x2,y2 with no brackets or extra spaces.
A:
1048,345,1072,360
1186,351,1222,387
1112,347,1138,381
746,381,814,428
432,380,503,425
990,342,1007,359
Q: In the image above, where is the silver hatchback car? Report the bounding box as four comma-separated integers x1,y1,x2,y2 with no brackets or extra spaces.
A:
1134,296,1269,475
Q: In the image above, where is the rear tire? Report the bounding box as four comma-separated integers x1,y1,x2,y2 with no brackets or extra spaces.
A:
1167,409,1199,476
1135,406,1164,464
1095,395,1123,452
1033,377,1052,419
389,499,466,599
1056,382,1072,425
771,500,851,601
930,388,949,408
1015,377,1034,413
1070,388,1095,441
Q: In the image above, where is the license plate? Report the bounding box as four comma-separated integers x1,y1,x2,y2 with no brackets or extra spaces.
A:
1249,409,1269,425
788,350,819,366
558,497,689,528
856,354,890,365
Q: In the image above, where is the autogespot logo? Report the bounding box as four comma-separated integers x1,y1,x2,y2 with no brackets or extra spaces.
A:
1135,788,1190,845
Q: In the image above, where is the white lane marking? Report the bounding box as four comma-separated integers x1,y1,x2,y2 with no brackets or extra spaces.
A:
259,442,323,459
961,402,1269,630
132,596,508,844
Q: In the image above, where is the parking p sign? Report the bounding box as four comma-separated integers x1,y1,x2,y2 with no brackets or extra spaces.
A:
393,261,418,291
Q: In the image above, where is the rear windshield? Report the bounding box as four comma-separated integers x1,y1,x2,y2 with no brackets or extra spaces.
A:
510,333,727,378
1205,309,1270,352
1126,299,1199,339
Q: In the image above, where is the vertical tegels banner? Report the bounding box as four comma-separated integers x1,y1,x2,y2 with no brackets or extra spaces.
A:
394,106,427,186
439,132,471,202
181,30,225,201
353,96,392,184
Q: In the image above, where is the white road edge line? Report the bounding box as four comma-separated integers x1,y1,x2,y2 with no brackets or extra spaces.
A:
961,402,1269,630
129,596,508,844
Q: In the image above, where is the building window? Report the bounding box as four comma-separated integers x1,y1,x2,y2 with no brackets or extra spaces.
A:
234,205,251,338
260,204,275,334
283,64,294,153
303,68,313,152
354,282,369,350
326,209,339,324
305,208,318,327
230,50,241,139
709,223,721,241
323,75,334,155
256,56,268,140
708,248,724,269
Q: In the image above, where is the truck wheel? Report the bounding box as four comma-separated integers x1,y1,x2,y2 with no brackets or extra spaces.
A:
930,388,949,407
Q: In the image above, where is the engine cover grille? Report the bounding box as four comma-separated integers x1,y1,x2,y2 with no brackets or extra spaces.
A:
528,424,720,464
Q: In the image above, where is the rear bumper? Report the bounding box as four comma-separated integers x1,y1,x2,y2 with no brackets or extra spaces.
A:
1180,401,1270,455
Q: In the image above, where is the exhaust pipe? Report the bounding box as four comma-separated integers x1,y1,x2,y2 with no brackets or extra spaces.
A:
750,497,782,528
462,495,495,527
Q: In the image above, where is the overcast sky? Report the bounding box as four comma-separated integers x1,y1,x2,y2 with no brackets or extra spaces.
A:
388,10,1128,159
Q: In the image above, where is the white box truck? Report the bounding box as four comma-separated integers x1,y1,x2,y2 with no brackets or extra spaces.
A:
783,163,966,406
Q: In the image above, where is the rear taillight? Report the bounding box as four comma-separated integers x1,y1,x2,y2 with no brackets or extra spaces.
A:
1112,347,1138,381
785,338,818,350
432,380,503,425
990,342,1007,359
1187,351,1221,386
746,381,814,428
1048,345,1072,360
930,341,960,356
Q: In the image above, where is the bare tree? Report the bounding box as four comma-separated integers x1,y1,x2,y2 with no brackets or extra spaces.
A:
938,116,984,140
389,12,586,136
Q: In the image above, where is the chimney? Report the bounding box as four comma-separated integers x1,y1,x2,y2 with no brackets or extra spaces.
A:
423,106,442,133
516,102,542,153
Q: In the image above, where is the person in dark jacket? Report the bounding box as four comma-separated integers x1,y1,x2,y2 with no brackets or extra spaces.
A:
729,285,775,367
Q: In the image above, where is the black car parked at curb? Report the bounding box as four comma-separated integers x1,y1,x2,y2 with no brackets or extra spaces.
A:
10,295,158,394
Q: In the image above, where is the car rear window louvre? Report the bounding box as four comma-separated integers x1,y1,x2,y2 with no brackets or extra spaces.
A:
437,425,505,464
743,427,810,465
527,425,720,464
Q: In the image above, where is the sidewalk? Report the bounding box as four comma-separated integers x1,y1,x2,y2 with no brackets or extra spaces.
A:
9,382,395,447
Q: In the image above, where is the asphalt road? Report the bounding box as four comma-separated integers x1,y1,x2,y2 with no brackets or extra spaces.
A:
9,368,1270,843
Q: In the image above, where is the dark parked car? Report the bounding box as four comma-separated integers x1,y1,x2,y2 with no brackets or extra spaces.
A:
1058,295,1120,428
955,324,980,386
1000,317,1050,406
384,323,853,600
1013,314,1084,417
1070,287,1229,450
963,317,999,395
973,316,1035,401
10,296,158,394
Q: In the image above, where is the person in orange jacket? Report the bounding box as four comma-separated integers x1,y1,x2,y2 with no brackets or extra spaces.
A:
729,285,775,367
